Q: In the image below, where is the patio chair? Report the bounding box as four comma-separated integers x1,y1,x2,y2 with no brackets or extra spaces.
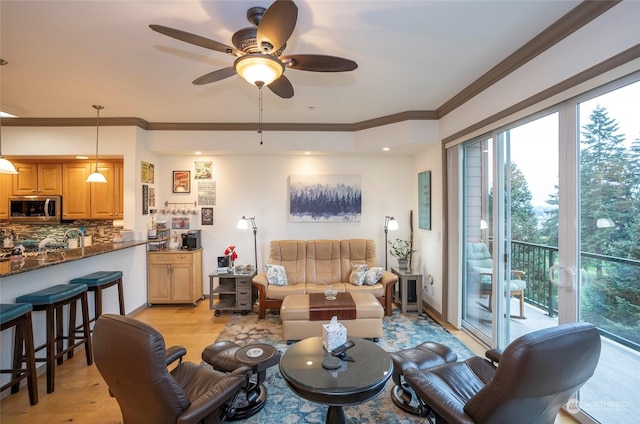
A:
466,242,526,319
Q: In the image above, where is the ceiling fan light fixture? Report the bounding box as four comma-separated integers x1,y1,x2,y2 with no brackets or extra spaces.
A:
235,54,284,87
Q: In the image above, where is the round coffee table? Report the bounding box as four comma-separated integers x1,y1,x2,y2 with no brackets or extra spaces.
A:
279,337,391,424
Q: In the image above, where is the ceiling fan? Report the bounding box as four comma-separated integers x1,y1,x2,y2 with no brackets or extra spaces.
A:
149,0,358,99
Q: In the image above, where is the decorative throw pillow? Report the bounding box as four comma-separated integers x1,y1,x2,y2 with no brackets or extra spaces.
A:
265,264,288,286
349,264,368,286
364,267,384,285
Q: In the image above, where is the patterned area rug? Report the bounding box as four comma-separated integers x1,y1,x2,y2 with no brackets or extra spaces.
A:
213,310,474,424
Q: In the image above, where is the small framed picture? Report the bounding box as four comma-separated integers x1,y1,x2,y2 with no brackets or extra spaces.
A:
173,171,190,193
201,207,213,225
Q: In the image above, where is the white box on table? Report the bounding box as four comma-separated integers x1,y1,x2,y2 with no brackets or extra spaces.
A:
322,319,347,352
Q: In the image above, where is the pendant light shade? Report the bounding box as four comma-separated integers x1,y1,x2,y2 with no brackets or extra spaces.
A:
86,105,107,183
0,122,18,174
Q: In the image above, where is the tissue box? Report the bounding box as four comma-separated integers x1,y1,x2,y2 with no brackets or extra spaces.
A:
322,321,347,352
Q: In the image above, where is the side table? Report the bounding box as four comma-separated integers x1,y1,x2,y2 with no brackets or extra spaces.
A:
391,267,423,314
209,269,257,316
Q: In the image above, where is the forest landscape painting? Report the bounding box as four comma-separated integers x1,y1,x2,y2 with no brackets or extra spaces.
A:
289,175,362,222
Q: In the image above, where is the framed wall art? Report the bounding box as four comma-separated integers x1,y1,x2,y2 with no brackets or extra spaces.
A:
289,174,362,223
201,207,214,225
173,170,190,193
142,184,149,215
141,161,155,183
194,161,213,179
418,170,431,230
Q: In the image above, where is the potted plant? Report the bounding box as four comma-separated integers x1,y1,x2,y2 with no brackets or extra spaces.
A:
388,238,416,269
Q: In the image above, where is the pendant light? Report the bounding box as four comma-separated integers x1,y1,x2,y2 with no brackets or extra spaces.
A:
0,115,18,174
86,105,107,183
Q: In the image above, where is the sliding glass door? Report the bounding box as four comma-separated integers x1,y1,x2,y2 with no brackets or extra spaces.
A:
459,76,639,422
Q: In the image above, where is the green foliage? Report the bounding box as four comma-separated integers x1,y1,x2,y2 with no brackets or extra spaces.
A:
388,238,416,260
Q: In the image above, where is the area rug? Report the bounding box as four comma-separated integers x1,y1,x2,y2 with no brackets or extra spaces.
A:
213,310,474,424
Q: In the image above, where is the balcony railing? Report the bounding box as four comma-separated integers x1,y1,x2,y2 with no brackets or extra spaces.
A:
511,240,640,351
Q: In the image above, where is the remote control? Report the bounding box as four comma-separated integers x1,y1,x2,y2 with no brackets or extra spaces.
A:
331,340,355,357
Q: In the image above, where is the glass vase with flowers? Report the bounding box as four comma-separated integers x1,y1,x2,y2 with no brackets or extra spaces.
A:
224,245,238,272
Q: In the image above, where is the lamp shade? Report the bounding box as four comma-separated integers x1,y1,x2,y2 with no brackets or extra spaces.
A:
0,157,18,174
234,54,284,87
237,218,249,230
388,219,399,231
86,170,107,183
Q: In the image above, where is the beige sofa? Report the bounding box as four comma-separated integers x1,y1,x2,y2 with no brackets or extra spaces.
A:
252,239,398,319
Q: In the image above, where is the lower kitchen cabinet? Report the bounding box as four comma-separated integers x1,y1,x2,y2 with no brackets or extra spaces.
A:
147,249,203,306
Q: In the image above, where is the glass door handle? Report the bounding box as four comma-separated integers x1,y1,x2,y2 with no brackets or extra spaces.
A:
549,265,576,290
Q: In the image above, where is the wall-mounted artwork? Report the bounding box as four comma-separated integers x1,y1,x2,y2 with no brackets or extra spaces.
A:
194,161,213,180
148,187,156,208
418,170,431,230
289,174,361,223
142,184,149,215
198,181,216,205
173,171,190,193
201,207,213,225
172,216,191,229
141,161,154,184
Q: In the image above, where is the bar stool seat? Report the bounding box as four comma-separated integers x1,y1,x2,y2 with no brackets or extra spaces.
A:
1,303,38,405
16,284,93,394
70,271,125,326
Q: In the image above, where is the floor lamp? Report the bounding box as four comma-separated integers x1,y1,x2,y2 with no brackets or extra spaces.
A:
384,216,398,270
237,216,258,270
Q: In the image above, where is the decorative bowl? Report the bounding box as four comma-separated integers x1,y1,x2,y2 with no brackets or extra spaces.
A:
324,286,338,300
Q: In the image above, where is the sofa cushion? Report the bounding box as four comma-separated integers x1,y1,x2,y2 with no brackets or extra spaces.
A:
306,240,342,285
349,264,368,285
339,239,379,283
364,267,384,285
266,283,307,300
265,264,288,286
344,283,385,298
269,240,306,285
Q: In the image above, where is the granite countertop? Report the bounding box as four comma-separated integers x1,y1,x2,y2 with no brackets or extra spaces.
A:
0,240,149,278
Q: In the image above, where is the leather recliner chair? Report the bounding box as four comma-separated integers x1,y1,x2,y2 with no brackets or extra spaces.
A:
93,314,251,424
404,322,601,424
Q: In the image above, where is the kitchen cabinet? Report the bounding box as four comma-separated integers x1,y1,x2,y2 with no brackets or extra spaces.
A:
62,161,124,220
12,162,62,195
0,173,12,220
147,249,203,306
62,163,92,220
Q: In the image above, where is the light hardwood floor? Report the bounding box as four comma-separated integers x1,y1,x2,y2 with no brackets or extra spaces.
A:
1,302,577,423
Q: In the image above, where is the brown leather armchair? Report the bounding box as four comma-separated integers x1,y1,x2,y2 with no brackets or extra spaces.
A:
93,314,251,424
404,323,601,424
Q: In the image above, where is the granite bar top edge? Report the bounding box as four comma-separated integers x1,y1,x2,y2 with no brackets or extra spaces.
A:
0,240,149,278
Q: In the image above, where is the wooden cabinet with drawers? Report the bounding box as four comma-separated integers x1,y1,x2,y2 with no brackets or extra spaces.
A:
147,249,203,306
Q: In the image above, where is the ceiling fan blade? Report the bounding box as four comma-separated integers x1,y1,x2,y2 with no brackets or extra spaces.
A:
150,24,240,56
268,75,294,98
257,0,298,54
192,67,237,85
280,54,358,72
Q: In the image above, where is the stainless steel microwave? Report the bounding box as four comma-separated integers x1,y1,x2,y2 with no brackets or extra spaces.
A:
9,196,62,223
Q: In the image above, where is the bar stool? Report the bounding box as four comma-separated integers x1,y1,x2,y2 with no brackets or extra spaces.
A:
16,284,93,394
69,271,125,327
0,303,38,405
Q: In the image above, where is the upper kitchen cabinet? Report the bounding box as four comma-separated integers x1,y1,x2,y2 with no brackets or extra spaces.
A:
90,162,116,219
62,163,92,220
12,162,62,195
63,161,124,220
0,173,12,220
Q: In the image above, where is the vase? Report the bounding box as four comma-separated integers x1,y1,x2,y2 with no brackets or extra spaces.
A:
228,259,235,273
398,259,409,269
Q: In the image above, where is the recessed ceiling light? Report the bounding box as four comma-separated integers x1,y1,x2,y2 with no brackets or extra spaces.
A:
304,151,311,155
76,155,89,159
308,106,315,111
383,147,390,151
195,151,202,155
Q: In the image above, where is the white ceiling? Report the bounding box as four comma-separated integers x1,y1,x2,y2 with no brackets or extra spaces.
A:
1,0,581,125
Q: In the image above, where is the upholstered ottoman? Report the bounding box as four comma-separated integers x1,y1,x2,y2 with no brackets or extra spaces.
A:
280,292,384,343
389,341,458,414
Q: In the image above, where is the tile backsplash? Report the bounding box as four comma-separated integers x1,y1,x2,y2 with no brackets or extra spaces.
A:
1,220,122,246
